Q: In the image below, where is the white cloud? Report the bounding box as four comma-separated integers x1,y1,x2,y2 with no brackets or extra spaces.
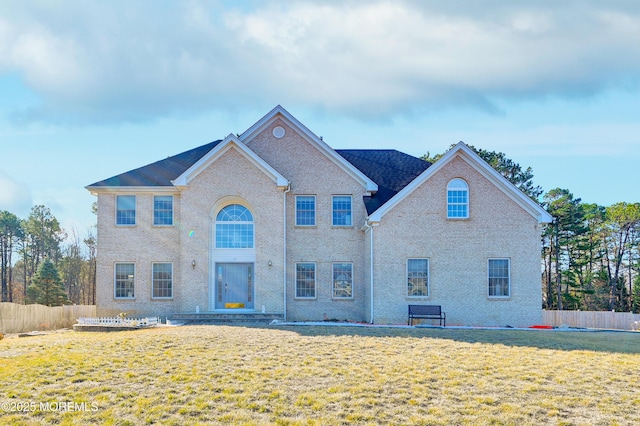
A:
454,122,640,159
0,0,639,123
0,171,32,216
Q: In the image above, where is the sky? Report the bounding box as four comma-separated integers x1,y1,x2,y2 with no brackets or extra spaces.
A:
1,0,639,242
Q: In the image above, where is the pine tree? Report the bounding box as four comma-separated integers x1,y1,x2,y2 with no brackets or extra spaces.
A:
632,275,640,314
0,210,23,302
543,188,586,310
26,259,69,306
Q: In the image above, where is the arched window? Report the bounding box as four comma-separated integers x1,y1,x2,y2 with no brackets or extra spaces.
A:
215,204,254,248
447,178,469,218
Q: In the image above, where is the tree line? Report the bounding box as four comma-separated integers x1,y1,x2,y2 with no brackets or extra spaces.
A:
424,145,640,313
0,205,96,306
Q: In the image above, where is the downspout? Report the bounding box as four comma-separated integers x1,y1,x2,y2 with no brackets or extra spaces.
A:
363,220,375,324
283,183,291,321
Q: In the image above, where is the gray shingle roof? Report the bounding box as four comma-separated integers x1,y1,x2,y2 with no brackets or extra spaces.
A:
87,142,431,215
336,150,431,214
87,140,222,187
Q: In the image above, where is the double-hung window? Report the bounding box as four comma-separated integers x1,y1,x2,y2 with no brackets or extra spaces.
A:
154,195,173,226
332,196,352,226
296,196,316,226
447,179,468,219
152,263,173,298
295,263,316,298
332,262,353,299
488,258,510,297
116,195,136,225
114,263,135,298
407,258,429,297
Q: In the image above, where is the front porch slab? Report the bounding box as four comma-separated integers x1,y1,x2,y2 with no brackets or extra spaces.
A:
170,312,284,325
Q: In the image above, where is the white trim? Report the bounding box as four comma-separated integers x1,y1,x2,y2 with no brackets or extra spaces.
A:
368,142,553,224
211,249,256,262
239,105,378,193
87,186,179,194
209,195,253,219
209,200,258,308
446,178,469,219
172,134,289,188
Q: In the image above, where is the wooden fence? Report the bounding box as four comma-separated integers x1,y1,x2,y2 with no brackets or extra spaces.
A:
3,303,639,333
543,310,640,331
0,303,96,334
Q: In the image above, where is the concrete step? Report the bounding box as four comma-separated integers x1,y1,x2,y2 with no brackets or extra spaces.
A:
170,312,284,324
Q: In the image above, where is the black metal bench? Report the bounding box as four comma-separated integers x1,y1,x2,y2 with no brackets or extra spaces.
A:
408,305,446,327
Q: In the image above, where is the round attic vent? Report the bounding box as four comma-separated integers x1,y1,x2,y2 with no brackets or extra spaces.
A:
273,126,285,138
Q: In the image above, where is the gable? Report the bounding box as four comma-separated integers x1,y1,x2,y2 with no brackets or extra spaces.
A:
172,134,288,188
240,105,378,193
87,135,289,194
367,142,553,224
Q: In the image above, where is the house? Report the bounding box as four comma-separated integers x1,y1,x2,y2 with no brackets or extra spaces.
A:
86,105,552,326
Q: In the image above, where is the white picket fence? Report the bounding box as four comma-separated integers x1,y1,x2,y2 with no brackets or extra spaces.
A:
77,316,159,327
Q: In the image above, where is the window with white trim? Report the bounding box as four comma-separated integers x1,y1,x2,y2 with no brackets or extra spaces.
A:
332,196,352,226
488,258,510,297
114,263,135,298
332,262,353,298
116,195,136,225
154,195,173,226
295,262,316,298
407,258,429,297
296,196,316,226
152,263,173,298
215,204,254,249
447,178,468,219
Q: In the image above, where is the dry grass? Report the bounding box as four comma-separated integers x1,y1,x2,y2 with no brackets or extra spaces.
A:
0,325,639,425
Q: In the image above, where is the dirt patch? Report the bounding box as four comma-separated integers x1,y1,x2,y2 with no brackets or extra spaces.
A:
1,328,73,339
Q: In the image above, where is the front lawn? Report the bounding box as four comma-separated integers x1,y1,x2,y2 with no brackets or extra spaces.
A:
1,325,639,425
